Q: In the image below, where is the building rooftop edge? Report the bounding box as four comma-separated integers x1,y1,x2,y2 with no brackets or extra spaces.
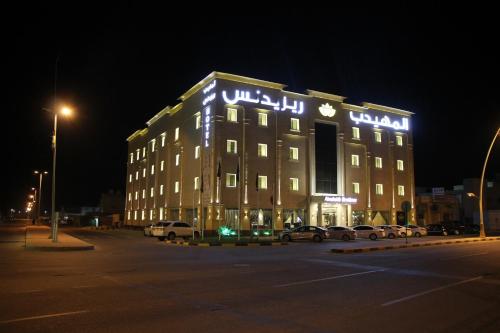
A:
362,102,414,116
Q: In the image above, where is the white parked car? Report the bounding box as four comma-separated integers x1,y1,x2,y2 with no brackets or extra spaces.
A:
393,225,412,237
406,224,427,237
151,221,198,241
143,222,164,237
352,225,386,240
377,225,401,239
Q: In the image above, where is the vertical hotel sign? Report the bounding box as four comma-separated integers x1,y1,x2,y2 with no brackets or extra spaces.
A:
202,80,216,147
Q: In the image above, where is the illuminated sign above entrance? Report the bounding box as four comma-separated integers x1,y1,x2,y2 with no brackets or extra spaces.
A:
349,111,409,131
324,196,358,204
319,103,336,117
222,89,304,114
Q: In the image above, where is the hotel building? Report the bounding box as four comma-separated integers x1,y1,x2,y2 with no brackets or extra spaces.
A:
125,72,416,234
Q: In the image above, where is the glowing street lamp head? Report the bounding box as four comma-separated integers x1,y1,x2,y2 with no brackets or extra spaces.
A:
60,107,72,117
467,192,477,198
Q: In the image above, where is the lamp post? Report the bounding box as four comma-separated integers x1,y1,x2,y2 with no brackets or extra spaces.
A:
34,171,48,224
477,128,500,238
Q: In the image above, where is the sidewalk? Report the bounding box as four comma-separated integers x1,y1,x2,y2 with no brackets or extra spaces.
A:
25,226,94,251
330,235,500,254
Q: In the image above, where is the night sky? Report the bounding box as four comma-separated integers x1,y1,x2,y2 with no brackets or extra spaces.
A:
4,4,499,214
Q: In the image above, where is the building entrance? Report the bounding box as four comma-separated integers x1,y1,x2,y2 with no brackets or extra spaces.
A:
322,208,337,227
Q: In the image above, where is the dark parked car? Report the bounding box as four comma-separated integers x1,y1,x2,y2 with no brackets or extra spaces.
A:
279,226,329,242
426,224,449,236
440,221,465,235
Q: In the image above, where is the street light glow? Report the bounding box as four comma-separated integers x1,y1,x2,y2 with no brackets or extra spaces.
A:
467,192,477,198
61,107,72,117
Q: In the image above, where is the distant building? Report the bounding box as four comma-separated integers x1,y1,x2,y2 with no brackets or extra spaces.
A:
415,188,461,226
100,190,125,215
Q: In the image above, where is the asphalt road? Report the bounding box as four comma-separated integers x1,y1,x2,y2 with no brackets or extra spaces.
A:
1,221,500,333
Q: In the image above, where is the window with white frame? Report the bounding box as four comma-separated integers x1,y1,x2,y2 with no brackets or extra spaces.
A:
159,207,164,220
397,160,404,171
398,185,405,196
258,175,268,190
129,174,132,183
151,139,156,152
135,191,138,200
160,185,164,195
143,168,146,178
130,153,134,164
375,157,383,169
290,118,300,131
289,147,299,161
396,135,403,146
142,147,146,158
227,108,237,122
175,127,179,141
134,210,137,220
149,209,153,220
227,140,237,154
195,114,201,129
352,127,360,140
258,113,268,127
175,154,180,166
290,178,299,191
258,143,267,157
151,165,155,175
174,181,179,193
194,177,200,190
195,146,200,159
353,182,360,194
136,149,140,160
127,211,131,220
376,184,384,195
226,173,236,187
161,133,166,147
128,192,131,201
141,210,145,220
150,187,154,197
374,131,382,143
135,171,139,180
351,154,360,167
160,160,164,171
142,189,145,199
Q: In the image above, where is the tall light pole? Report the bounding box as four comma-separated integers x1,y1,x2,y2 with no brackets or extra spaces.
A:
478,128,500,238
34,171,48,224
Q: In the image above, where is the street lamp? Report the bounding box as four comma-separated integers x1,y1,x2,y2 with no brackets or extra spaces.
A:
477,128,500,238
34,171,48,224
50,106,73,242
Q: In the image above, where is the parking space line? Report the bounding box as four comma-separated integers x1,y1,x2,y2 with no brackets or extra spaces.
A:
273,269,385,288
0,310,89,324
381,276,482,307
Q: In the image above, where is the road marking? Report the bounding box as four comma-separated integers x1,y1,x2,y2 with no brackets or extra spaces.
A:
0,310,89,324
274,269,385,288
381,276,483,307
440,252,488,261
14,289,43,294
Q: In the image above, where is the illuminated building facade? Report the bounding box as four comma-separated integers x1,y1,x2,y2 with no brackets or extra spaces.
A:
125,72,416,233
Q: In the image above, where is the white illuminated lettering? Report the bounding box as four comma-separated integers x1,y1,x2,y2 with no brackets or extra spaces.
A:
349,111,409,131
202,80,216,94
319,103,336,117
202,93,216,106
324,196,358,204
221,88,305,115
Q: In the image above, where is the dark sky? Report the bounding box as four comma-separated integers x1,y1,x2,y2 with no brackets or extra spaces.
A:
4,3,499,214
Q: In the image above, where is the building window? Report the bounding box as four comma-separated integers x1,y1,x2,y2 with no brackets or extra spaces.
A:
142,147,146,158
136,149,140,161
258,175,268,190
291,118,300,131
127,211,131,220
257,143,267,157
135,191,138,200
396,135,403,146
351,154,360,167
151,139,156,152
128,192,131,201
130,153,134,164
174,181,179,193
227,140,237,154
290,178,299,191
160,160,164,171
195,146,200,159
289,147,299,161
374,132,382,143
175,127,179,141
143,168,146,178
376,184,384,195
159,207,164,220
398,185,405,196
175,154,180,166
353,182,360,194
134,210,137,220
149,209,153,221
151,165,155,175
194,177,200,190
226,173,236,187
195,114,201,129
135,171,138,180
161,133,166,147
142,189,145,199
160,185,164,195
352,127,360,140
227,108,237,122
141,210,145,221
258,113,268,127
129,174,132,183
375,157,383,169
150,187,154,198
397,160,404,171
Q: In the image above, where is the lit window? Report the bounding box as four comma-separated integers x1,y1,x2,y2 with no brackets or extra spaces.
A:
135,191,138,200
376,184,384,195
226,173,236,187
195,146,200,159
258,175,268,190
150,209,153,221
129,174,132,183
374,132,382,143
398,185,405,196
143,168,146,178
151,165,155,175
227,108,237,122
195,114,201,129
397,160,404,171
291,118,300,131
161,133,166,147
150,187,154,198
142,147,146,158
351,154,360,167
160,185,164,195
128,193,131,201
352,127,360,140
175,154,180,166
130,153,134,164
127,211,131,220
142,189,145,199
141,210,145,221
396,135,403,146
227,140,237,154
174,181,179,193
151,139,156,152
258,143,267,157
160,160,164,171
258,113,268,127
135,171,139,180
194,177,200,190
134,211,137,220
289,147,299,161
159,207,164,220
353,182,360,194
290,178,299,191
175,127,179,141
375,157,383,169
136,149,140,160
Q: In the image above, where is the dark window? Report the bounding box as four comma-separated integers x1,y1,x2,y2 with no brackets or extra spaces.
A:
315,122,337,193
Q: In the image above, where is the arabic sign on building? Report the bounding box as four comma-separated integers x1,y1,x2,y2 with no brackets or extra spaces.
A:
324,196,357,204
349,111,409,131
222,89,304,114
202,80,216,147
432,187,445,196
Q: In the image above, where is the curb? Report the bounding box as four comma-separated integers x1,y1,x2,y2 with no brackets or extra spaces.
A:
25,244,95,251
165,240,288,247
331,237,500,254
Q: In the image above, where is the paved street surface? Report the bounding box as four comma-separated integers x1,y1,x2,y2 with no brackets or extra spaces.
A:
1,221,500,333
